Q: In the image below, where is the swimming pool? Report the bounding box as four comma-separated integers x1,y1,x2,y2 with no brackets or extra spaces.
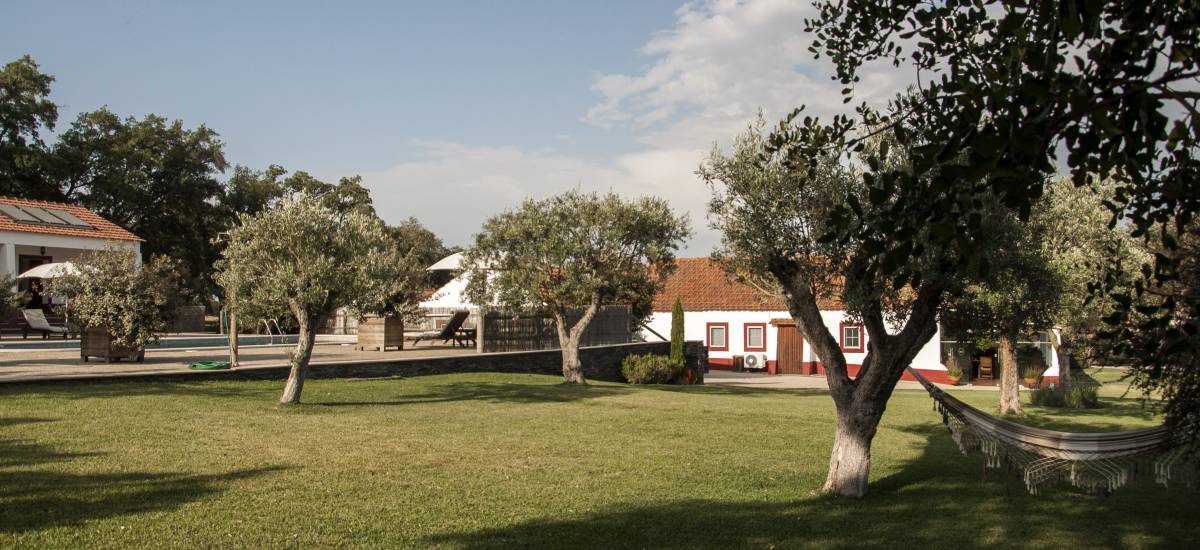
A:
0,334,300,351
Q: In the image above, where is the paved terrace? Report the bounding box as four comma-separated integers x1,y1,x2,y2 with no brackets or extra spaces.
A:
0,336,476,383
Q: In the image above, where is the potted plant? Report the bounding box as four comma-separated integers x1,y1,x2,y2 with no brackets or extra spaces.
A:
945,365,963,385
1023,366,1044,388
47,248,184,363
351,247,427,352
356,314,405,351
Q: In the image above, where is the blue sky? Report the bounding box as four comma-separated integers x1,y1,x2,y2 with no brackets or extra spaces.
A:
2,1,909,252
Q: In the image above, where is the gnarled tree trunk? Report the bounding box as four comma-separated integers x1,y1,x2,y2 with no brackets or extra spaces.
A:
281,309,318,404
772,259,946,497
998,332,1022,415
824,403,884,496
551,295,601,384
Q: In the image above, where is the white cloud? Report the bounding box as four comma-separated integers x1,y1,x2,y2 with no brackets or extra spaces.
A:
360,142,714,251
363,0,911,257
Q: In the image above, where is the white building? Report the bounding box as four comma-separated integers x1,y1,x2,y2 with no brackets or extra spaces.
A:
1,196,142,308
640,257,1052,385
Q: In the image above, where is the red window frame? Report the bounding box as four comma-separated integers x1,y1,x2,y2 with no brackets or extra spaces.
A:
744,322,767,352
839,322,864,353
706,322,729,352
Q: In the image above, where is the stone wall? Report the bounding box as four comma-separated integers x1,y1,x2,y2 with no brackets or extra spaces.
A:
6,341,708,386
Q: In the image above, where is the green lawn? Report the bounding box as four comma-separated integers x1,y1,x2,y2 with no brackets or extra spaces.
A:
1,373,1195,549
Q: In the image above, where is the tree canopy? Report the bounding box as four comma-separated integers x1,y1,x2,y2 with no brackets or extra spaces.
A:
464,191,689,383
789,0,1199,443
51,107,228,301
0,55,58,199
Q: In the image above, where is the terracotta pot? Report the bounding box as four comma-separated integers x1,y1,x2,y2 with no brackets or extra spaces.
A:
946,375,962,385
1025,378,1040,388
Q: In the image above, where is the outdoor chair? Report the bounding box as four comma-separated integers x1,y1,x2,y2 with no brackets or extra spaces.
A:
977,356,994,380
22,309,71,339
405,310,471,347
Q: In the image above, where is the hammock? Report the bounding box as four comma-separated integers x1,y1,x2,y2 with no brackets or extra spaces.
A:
906,368,1198,494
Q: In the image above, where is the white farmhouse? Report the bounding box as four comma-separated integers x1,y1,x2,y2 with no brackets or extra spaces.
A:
642,258,1063,385
1,196,142,308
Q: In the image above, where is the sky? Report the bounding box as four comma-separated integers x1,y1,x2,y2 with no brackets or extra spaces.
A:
3,0,909,255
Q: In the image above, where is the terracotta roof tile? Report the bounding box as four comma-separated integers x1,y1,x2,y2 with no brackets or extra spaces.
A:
0,196,142,242
653,257,844,312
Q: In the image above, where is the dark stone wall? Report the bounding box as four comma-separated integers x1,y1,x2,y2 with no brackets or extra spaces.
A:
3,341,709,386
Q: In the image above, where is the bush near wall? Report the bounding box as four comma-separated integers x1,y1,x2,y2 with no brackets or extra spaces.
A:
622,353,683,384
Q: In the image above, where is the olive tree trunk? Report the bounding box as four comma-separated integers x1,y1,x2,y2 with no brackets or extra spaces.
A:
772,260,945,497
280,309,318,404
552,295,601,384
228,310,240,368
1052,331,1072,392
997,332,1023,415
825,400,885,496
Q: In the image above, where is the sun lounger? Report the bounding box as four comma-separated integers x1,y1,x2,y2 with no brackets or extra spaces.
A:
23,309,71,339
406,310,471,347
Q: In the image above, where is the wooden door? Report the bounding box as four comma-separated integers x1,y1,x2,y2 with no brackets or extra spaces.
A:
776,324,805,374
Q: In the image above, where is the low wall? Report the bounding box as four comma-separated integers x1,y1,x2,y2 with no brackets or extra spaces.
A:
4,341,709,386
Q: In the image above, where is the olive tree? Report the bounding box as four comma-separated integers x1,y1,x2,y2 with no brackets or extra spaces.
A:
942,198,1062,415
804,0,1199,443
706,117,960,497
215,195,423,404
463,191,689,384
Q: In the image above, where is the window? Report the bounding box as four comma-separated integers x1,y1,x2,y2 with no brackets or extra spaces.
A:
744,323,766,352
706,322,729,351
840,322,864,352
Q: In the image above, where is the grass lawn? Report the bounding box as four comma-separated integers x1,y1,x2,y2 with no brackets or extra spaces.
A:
1,373,1195,549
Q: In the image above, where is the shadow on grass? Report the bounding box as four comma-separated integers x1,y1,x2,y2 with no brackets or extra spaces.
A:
313,378,832,408
315,381,633,407
0,380,270,400
0,428,285,534
428,424,1197,549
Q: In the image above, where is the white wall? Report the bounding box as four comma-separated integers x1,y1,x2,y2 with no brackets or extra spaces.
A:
643,309,946,371
1,232,140,277
645,310,783,363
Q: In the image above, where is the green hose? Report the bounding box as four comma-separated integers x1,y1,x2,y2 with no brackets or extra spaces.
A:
188,360,232,370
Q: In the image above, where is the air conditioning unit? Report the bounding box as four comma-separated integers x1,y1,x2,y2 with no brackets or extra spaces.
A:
743,353,769,371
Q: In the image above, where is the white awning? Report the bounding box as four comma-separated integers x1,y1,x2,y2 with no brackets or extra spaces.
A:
426,252,464,271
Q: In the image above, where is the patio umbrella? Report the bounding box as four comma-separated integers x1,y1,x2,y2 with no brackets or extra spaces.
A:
426,252,463,271
16,261,80,279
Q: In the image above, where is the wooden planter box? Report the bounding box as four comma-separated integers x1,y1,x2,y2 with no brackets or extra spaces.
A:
356,316,404,352
81,327,145,363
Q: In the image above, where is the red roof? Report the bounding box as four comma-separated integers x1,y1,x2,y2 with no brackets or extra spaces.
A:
0,196,142,242
653,257,844,312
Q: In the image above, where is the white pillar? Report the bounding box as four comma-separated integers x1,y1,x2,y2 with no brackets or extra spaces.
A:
2,242,16,277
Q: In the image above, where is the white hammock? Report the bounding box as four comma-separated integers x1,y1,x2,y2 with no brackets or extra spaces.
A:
906,368,1198,494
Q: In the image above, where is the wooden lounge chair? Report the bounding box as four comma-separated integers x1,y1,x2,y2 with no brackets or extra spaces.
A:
406,310,471,347
23,309,71,339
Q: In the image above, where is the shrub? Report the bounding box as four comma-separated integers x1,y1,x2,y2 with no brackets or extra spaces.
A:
622,353,683,384
47,248,184,350
1031,381,1101,409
